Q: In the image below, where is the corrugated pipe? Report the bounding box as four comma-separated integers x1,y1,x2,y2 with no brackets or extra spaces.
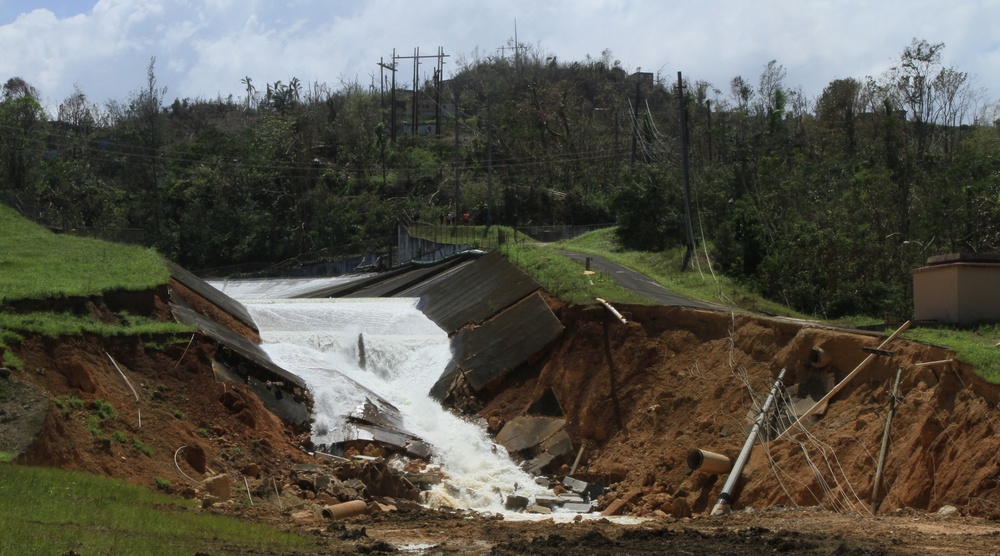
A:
808,347,832,368
687,449,732,475
711,367,787,516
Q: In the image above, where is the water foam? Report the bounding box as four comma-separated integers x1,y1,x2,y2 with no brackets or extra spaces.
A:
242,297,546,512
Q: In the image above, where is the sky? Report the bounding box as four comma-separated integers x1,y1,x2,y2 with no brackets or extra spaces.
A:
1,0,998,116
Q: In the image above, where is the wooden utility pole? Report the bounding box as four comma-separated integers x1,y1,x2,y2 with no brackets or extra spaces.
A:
453,85,461,220
870,368,903,514
390,49,397,142
630,78,640,169
388,48,448,141
486,100,495,225
377,57,395,184
678,71,695,271
435,47,443,136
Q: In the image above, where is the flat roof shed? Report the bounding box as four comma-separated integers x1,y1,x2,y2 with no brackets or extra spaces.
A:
912,253,1000,326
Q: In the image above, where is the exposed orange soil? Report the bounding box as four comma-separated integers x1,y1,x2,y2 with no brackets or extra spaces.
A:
3,287,1000,554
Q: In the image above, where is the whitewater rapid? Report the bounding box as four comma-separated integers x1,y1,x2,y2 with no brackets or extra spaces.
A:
214,283,547,512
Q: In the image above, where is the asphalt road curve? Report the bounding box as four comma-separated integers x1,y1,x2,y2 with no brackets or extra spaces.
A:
555,250,724,311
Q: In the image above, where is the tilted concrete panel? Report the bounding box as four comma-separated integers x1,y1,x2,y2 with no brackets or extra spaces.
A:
452,292,564,392
406,251,542,334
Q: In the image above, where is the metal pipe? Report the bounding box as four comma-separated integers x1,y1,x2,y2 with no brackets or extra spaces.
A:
870,367,902,514
711,367,787,516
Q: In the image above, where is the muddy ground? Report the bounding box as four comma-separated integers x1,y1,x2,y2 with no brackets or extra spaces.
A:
2,283,1000,554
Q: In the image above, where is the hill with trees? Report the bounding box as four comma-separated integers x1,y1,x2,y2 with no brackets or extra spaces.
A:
1,39,998,320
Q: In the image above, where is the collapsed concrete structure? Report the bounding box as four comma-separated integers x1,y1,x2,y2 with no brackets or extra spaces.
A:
167,251,565,472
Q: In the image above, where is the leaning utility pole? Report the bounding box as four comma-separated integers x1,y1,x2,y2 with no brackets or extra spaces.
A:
678,71,695,271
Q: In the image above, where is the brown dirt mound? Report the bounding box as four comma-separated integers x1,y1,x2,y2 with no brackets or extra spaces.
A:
480,303,1000,518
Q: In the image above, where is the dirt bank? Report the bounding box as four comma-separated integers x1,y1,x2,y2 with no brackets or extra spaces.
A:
3,287,1000,553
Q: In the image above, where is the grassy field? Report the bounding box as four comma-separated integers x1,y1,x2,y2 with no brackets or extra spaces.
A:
0,464,329,555
0,205,185,370
0,204,169,304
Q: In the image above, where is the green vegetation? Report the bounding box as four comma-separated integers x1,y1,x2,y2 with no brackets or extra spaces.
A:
0,205,169,304
0,464,322,555
501,240,647,306
904,325,1000,384
0,350,24,371
85,414,104,437
154,476,171,491
551,227,808,317
0,311,191,340
109,428,153,458
0,452,14,464
2,40,999,322
53,394,84,415
89,399,116,420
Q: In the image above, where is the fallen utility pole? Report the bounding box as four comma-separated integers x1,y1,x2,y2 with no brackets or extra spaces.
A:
870,367,902,514
777,321,911,440
711,367,787,516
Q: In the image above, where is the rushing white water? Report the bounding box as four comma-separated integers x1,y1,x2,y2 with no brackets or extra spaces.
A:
239,296,547,512
208,275,366,300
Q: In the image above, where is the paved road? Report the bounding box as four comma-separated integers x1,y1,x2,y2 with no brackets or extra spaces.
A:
555,250,728,311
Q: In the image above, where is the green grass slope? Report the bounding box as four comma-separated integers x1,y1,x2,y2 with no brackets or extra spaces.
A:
0,204,169,304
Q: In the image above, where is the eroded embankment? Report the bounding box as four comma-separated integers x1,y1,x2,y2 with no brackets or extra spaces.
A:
479,303,1000,517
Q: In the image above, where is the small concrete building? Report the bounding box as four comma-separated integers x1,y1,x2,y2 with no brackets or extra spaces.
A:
912,253,1000,326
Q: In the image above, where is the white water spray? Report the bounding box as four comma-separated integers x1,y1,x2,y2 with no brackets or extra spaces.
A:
238,295,547,512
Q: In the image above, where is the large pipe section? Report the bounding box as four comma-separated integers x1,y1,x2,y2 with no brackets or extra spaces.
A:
711,367,787,516
687,449,732,475
322,500,369,520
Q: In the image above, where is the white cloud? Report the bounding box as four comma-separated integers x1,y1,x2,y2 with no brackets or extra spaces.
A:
0,0,997,114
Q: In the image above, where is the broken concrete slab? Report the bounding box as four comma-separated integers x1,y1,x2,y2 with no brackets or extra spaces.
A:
538,429,573,458
562,476,589,494
524,452,556,475
505,495,529,511
527,504,552,514
533,495,565,508
450,293,564,393
560,502,594,513
495,416,566,453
